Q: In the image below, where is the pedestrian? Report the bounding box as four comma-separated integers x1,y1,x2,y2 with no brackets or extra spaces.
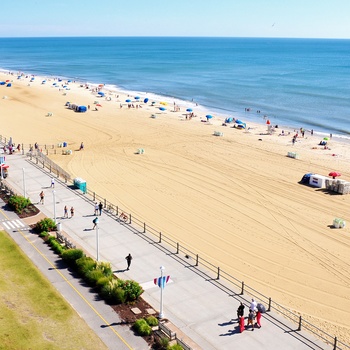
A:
39,191,44,204
311,129,314,136
92,217,98,229
51,177,55,188
237,302,245,319
64,205,68,218
250,299,257,312
256,310,262,328
70,206,74,218
94,202,99,215
125,253,132,270
79,142,84,151
98,201,103,216
246,309,255,331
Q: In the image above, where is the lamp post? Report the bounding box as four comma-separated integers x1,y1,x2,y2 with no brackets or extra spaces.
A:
159,265,165,319
52,190,56,224
95,217,100,261
22,168,26,198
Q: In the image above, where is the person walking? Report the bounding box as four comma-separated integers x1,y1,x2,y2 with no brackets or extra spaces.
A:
92,217,98,229
70,206,74,218
39,191,44,204
247,309,256,331
94,202,99,215
51,177,55,188
63,205,68,218
125,253,132,270
98,202,103,216
237,302,245,319
256,310,262,328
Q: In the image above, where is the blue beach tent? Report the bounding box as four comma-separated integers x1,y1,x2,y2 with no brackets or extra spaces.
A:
0,82,6,85
77,106,87,113
6,83,12,87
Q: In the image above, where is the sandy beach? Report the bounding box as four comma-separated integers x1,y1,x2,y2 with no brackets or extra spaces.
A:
1,71,350,344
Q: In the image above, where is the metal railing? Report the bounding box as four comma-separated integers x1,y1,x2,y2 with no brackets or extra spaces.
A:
0,136,348,350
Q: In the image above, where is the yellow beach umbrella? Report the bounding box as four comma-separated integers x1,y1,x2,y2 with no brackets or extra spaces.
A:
160,101,168,106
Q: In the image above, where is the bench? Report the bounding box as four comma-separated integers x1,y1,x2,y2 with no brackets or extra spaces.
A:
158,322,176,340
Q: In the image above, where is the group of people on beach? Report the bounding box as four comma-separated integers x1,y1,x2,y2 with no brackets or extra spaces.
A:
236,299,262,332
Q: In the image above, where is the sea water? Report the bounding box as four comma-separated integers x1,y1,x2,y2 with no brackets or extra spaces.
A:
0,37,349,137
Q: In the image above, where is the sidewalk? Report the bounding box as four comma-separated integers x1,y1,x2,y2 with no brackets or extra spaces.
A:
3,153,329,350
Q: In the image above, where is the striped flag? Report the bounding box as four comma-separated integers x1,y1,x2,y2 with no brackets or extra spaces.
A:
154,275,170,289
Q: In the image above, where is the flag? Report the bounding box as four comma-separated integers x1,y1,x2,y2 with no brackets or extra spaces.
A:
154,275,170,289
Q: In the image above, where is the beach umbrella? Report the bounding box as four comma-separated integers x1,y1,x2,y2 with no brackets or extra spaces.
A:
329,171,341,179
96,104,102,107
266,119,271,125
144,98,149,103
235,119,244,124
206,115,213,119
323,137,329,140
125,99,131,103
67,80,72,83
98,91,105,97
160,101,167,106
135,96,140,100
159,107,167,111
186,108,193,112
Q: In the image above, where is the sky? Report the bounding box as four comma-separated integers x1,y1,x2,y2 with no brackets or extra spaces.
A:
1,0,350,39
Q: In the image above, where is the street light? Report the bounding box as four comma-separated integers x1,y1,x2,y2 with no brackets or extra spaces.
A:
22,168,26,198
95,217,100,261
159,265,165,319
52,190,56,224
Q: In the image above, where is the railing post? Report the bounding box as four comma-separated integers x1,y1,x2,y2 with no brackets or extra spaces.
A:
104,198,106,208
217,267,220,280
333,336,337,350
159,232,162,243
50,165,52,173
176,243,179,254
93,192,96,201
297,316,302,331
241,281,245,295
143,222,146,233
195,254,199,266
22,143,24,155
46,149,48,155
64,175,67,183
129,214,132,224
116,206,119,216
267,297,271,311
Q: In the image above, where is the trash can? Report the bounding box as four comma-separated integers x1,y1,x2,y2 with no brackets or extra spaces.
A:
57,222,62,232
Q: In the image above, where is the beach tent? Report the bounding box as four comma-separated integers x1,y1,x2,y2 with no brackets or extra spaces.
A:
0,82,6,85
236,123,246,129
6,83,12,87
225,117,233,123
77,106,87,113
98,91,105,97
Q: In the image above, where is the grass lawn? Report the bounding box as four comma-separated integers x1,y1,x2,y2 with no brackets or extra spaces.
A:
0,230,108,350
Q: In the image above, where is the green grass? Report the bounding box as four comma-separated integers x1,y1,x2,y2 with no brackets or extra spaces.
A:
0,231,108,350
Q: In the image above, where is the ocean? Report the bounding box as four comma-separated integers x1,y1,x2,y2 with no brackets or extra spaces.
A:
0,37,349,138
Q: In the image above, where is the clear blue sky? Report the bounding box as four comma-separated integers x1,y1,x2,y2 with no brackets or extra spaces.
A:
2,0,350,39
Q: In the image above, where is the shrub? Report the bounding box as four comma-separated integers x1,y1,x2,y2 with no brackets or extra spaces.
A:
75,256,96,277
61,249,84,266
133,318,152,336
96,276,111,291
97,261,113,277
156,336,169,350
35,218,56,233
8,195,31,214
118,279,144,302
145,315,158,327
168,345,184,350
49,239,65,254
85,269,106,286
39,231,49,238
100,280,126,304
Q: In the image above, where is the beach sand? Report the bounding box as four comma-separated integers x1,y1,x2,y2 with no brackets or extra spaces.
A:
1,71,350,344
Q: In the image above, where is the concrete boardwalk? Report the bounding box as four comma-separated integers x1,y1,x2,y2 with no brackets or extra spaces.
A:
1,153,330,350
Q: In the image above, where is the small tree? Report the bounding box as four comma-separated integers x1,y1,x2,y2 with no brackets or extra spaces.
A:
35,218,56,233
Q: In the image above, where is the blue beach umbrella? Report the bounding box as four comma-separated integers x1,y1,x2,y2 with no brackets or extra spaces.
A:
135,96,140,100
67,80,72,83
186,108,193,112
159,107,167,111
144,98,149,103
126,99,131,103
235,119,243,124
52,82,57,86
206,115,213,119
98,91,105,97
